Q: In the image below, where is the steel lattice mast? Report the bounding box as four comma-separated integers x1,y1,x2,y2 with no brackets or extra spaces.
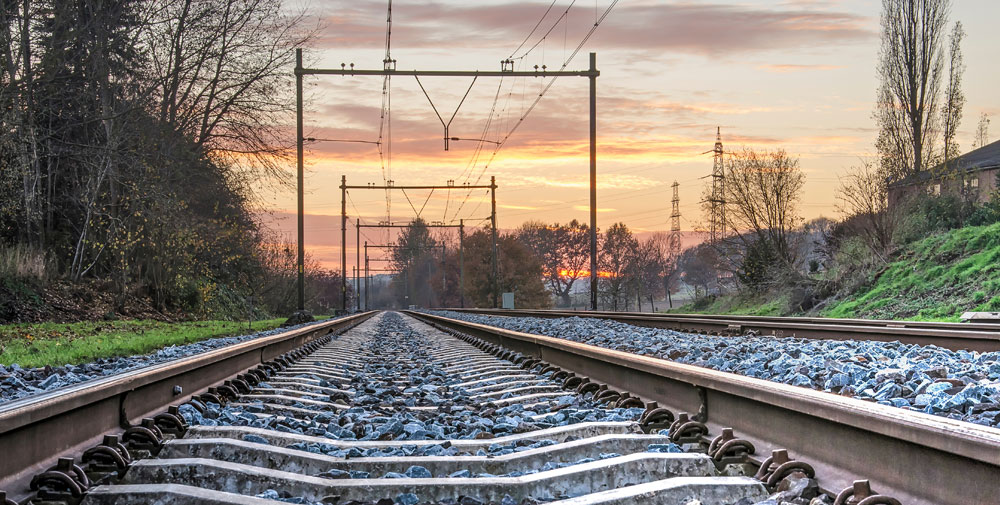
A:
709,127,726,243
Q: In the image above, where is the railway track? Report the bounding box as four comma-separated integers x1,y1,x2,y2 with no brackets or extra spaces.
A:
406,310,999,505
443,308,1000,352
0,312,377,502
0,310,996,505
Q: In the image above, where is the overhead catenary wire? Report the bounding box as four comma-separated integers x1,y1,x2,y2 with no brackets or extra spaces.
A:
508,0,559,59
377,0,394,241
499,175,704,219
511,0,578,61
326,2,617,230
347,191,382,245
448,0,620,222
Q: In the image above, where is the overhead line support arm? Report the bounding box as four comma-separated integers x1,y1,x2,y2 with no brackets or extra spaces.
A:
297,68,599,78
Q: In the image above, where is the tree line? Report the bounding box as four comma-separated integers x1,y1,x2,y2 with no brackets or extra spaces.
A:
377,218,684,311
0,0,350,319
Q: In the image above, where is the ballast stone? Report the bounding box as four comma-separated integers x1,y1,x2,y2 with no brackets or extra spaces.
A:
430,311,1000,427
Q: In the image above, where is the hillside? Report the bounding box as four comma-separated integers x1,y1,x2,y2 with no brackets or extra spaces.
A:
671,222,1000,322
822,222,1000,321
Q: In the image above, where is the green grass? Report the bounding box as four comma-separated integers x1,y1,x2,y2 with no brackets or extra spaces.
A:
669,293,788,316
822,222,1000,321
665,223,1000,322
0,318,285,368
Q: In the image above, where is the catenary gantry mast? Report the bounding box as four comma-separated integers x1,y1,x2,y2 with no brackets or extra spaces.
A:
340,177,495,311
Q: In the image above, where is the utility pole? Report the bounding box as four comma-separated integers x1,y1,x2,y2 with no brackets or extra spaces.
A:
295,49,305,311
340,175,347,312
490,176,499,308
364,241,369,310
589,52,598,311
459,219,465,308
355,218,361,312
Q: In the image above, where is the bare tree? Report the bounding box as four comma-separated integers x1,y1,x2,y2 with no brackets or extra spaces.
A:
723,147,805,266
940,21,965,170
836,160,898,262
974,113,991,149
679,243,719,300
0,0,39,246
634,233,669,311
875,0,950,178
517,220,590,307
599,222,638,311
146,0,315,185
663,234,682,308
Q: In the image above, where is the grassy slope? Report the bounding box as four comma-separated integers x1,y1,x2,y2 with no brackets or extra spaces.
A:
669,223,1000,322
668,294,788,316
0,318,285,368
822,222,1000,321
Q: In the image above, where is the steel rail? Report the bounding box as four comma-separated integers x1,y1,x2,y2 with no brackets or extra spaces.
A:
405,310,1000,505
0,312,377,494
441,308,1000,352
451,308,1000,331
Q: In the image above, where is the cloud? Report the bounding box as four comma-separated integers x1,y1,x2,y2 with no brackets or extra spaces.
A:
573,205,616,213
595,3,872,56
310,1,873,57
757,64,845,73
516,173,658,191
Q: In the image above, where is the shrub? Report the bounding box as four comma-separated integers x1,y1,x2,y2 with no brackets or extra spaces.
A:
737,238,783,292
894,194,971,244
968,193,1000,226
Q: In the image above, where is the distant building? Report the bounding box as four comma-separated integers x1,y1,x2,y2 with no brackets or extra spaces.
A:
888,140,1000,207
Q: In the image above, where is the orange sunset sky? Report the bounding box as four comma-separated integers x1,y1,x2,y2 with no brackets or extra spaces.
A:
261,0,1000,271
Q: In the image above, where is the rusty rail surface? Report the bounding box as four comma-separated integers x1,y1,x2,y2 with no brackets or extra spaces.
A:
0,311,377,494
406,310,1000,505
441,308,1000,352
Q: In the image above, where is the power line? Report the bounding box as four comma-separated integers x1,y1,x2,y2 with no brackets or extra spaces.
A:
508,0,559,59
454,0,620,203
450,2,619,223
511,0,577,61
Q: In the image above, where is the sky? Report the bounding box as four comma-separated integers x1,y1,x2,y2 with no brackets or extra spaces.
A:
261,0,1000,270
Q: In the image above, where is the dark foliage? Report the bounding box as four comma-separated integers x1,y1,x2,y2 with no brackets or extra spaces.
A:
0,0,318,319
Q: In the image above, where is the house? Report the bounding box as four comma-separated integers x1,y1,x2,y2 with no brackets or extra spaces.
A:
888,140,1000,207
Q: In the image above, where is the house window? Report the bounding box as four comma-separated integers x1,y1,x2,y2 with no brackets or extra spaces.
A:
970,178,980,189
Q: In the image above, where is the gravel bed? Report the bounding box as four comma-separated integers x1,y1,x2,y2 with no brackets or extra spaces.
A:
429,311,1000,428
181,313,644,455
176,313,670,504
0,318,339,405
177,313,825,505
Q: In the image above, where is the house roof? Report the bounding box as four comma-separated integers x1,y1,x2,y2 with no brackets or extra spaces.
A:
889,139,1000,187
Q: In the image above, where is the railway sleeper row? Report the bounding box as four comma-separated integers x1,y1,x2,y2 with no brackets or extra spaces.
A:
7,312,902,505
